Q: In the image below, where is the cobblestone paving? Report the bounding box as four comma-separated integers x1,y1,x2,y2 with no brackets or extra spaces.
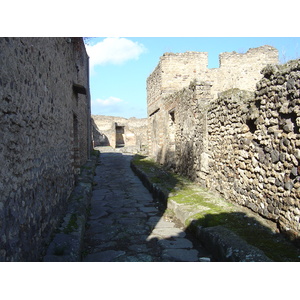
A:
81,147,212,262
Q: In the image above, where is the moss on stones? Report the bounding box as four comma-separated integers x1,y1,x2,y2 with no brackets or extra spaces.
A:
63,213,78,234
132,154,300,262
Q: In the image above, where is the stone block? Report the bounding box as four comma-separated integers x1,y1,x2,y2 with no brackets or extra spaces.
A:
195,225,272,262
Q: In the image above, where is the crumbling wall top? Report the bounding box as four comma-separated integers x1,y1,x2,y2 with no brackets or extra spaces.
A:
219,45,278,68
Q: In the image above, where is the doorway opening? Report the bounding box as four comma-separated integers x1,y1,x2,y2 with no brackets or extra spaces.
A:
116,125,125,148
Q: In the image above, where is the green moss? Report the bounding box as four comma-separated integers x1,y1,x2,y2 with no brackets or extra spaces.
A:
132,154,300,262
187,211,300,262
132,155,179,191
63,213,78,234
91,149,100,157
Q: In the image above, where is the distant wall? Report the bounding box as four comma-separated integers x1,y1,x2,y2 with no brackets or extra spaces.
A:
92,115,148,153
0,37,91,261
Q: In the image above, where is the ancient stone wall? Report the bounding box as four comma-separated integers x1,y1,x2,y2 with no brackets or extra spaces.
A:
173,81,213,177
147,52,208,116
147,46,279,157
153,59,300,240
0,37,91,261
209,45,279,99
92,115,148,153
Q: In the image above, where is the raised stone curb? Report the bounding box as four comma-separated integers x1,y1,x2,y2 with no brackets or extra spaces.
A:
195,225,272,262
131,159,272,262
130,162,169,204
43,151,99,262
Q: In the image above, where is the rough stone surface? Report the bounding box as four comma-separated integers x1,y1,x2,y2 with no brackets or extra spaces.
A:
43,153,98,262
162,249,199,262
147,45,300,240
0,37,91,261
195,226,272,262
81,147,212,262
147,46,279,160
132,155,274,261
158,238,193,249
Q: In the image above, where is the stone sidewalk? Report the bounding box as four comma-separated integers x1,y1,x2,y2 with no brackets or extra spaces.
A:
81,147,212,262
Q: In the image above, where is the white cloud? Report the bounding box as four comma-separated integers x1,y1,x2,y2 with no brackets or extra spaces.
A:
93,96,123,107
91,96,147,118
91,96,126,116
86,37,146,69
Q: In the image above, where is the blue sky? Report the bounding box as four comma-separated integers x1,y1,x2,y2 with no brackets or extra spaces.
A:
85,37,300,119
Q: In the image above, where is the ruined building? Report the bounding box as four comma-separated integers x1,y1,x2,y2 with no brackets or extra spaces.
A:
0,37,91,261
147,46,300,241
147,46,279,160
92,115,148,153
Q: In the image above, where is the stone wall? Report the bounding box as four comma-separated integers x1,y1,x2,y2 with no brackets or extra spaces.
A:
147,52,208,116
147,46,279,157
92,115,148,153
210,45,279,99
151,59,300,241
0,37,91,261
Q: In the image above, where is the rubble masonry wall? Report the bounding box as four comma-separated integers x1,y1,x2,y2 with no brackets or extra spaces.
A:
147,46,279,158
166,60,300,240
0,37,90,261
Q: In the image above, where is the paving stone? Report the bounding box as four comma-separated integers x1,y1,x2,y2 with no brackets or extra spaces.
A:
126,211,148,218
116,217,144,225
83,250,126,262
81,148,212,262
91,190,108,200
124,202,142,208
162,249,199,262
123,226,150,235
158,238,193,249
93,241,118,250
128,244,150,253
91,218,114,225
147,228,186,240
89,207,108,219
106,201,126,208
90,232,116,241
115,254,153,262
90,199,109,207
153,218,176,228
113,207,138,213
89,212,108,220
147,216,162,225
139,206,158,213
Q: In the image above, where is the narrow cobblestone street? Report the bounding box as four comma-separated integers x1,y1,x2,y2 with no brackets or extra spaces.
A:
81,147,212,262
